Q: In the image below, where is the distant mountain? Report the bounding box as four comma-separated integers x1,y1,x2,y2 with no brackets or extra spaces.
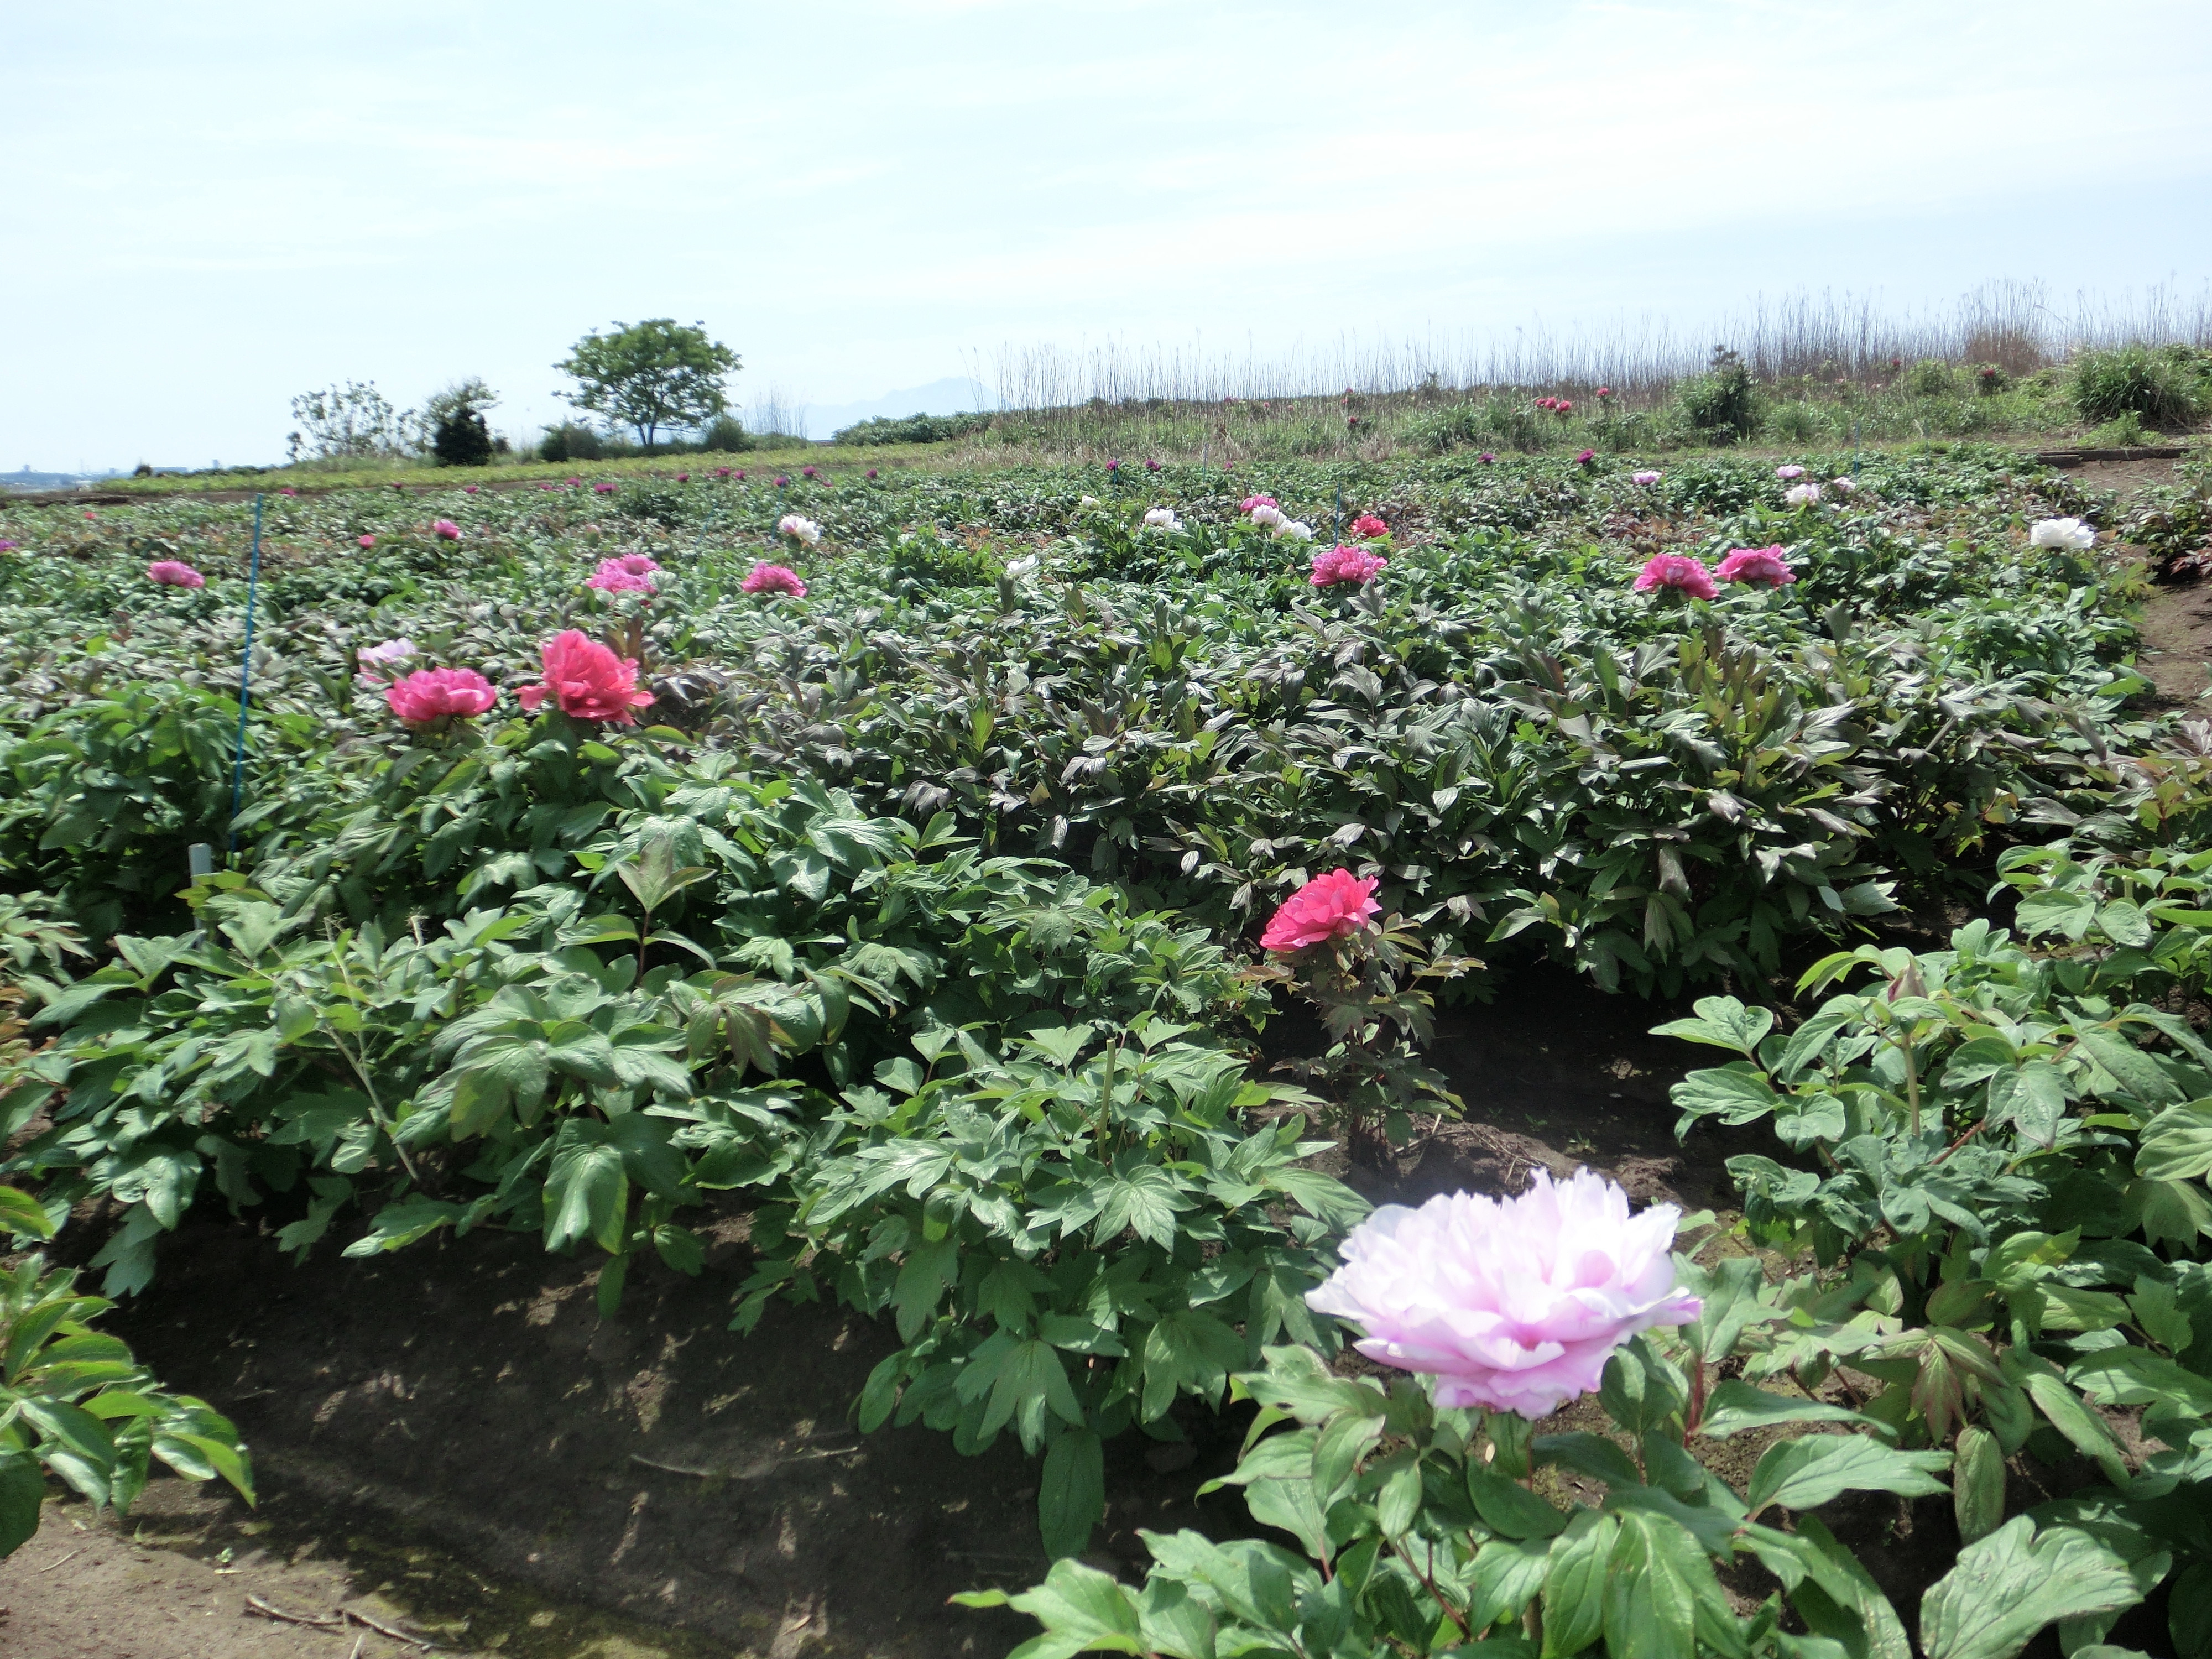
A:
802,378,992,440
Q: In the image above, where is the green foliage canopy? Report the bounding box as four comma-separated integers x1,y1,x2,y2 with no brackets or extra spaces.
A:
555,319,740,450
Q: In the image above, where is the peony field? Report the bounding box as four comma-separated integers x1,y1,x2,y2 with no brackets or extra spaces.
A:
6,445,2212,1659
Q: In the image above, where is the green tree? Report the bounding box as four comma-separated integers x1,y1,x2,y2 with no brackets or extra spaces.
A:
554,320,739,450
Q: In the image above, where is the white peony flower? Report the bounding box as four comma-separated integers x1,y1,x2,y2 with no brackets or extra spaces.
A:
1249,503,1288,530
1143,507,1183,531
2029,517,2096,550
1829,477,1857,494
1003,555,1040,578
778,514,822,544
1276,519,1315,541
1783,483,1822,507
1078,495,1100,507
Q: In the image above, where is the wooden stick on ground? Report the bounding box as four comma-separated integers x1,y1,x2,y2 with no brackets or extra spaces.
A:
243,1593,344,1630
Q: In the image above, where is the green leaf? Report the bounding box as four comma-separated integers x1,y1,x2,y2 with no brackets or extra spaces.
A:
2135,1100,2212,1181
1652,997,1773,1057
1986,1062,2068,1146
982,1340,1084,1455
1746,1436,1950,1516
1670,1064,1782,1132
1698,1381,1877,1438
0,1450,46,1557
1603,1510,1711,1659
1533,1431,1643,1488
1742,1515,1911,1659
1006,1558,1148,1658
1952,1426,2003,1546
893,1238,958,1343
1141,1311,1244,1420
1919,1517,2141,1659
542,1120,629,1254
0,1185,56,1240
2072,1026,2181,1107
1541,1510,1618,1659
1469,1536,1554,1631
1039,1428,1104,1562
1468,1465,1570,1538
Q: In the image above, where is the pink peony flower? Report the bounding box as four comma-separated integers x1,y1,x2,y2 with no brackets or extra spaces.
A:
1830,477,1857,495
1632,554,1718,600
147,560,205,587
717,466,732,478
279,486,298,496
867,468,878,479
1240,494,1280,514
612,553,660,575
802,465,817,479
742,562,808,597
385,666,499,728
517,631,654,724
1309,545,1388,587
734,469,746,481
586,559,655,593
593,481,615,495
1145,458,1161,471
1478,452,1495,463
463,484,480,494
1632,470,1662,486
1783,483,1822,508
675,473,689,483
1715,545,1796,588
358,534,376,547
1556,400,1573,414
1575,449,1595,465
1105,460,1120,472
1596,385,1613,398
1305,1169,1702,1418
0,539,18,551
539,482,556,491
1775,464,1806,480
1261,868,1380,951
1349,513,1389,539
774,475,789,488
432,519,461,540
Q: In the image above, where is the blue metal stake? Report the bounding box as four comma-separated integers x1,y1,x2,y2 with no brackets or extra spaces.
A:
226,493,264,860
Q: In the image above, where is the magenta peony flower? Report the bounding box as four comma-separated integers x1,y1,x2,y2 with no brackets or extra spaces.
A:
742,562,808,597
717,466,732,478
358,534,376,548
539,482,556,491
1775,464,1806,480
517,630,654,725
734,469,746,481
279,486,298,496
593,481,615,495
1145,458,1161,471
866,468,879,479
386,667,499,728
1105,460,1120,472
1309,545,1388,587
147,560,205,587
1575,449,1595,465
1349,513,1389,539
774,475,789,488
1478,452,1495,463
0,539,18,551
1715,545,1796,588
463,484,481,494
432,519,462,540
1633,554,1718,600
586,559,655,593
1260,868,1380,951
802,465,817,479
1306,1170,1702,1418
675,472,690,483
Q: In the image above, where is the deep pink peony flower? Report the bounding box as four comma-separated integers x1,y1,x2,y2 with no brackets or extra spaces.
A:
1349,513,1388,539
432,519,461,540
593,481,615,494
1309,545,1389,587
1145,458,1161,471
1715,545,1796,588
676,473,689,483
463,484,481,494
386,666,499,727
717,466,732,477
1478,452,1495,463
358,533,376,547
1105,460,1120,472
279,486,298,496
802,465,818,479
1575,449,1595,465
866,468,878,479
147,560,205,587
1260,868,1380,951
0,539,18,551
586,558,655,593
774,475,789,487
1632,554,1718,600
742,562,808,597
1596,385,1613,398
517,631,654,725
1556,399,1573,414
1306,1169,1703,1418
1240,494,1280,514
734,469,746,481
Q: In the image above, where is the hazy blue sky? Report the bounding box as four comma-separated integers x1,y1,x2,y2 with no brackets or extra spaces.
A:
8,0,2210,467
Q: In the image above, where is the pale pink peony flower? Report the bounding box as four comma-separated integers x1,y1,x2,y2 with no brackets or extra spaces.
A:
385,667,499,728
778,514,822,544
356,637,417,682
1260,868,1380,951
1309,545,1388,587
586,559,655,593
1829,477,1857,495
517,631,654,724
1633,554,1718,600
1306,1169,1703,1418
742,562,808,597
147,560,205,587
1240,494,1279,514
1715,545,1796,588
1632,470,1662,486
1276,519,1315,541
432,519,462,540
2030,517,2096,550
1783,483,1822,507
1775,465,1806,480
1249,504,1288,531
1349,513,1389,539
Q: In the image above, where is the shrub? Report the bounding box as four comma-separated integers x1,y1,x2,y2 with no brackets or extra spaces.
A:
1403,393,1547,453
431,408,494,468
1674,346,1757,441
699,414,752,452
2084,411,2154,447
2071,343,2206,427
1903,357,1957,397
538,422,603,462
833,411,994,446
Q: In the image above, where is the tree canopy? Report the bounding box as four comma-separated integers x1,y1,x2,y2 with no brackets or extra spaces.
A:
554,320,739,450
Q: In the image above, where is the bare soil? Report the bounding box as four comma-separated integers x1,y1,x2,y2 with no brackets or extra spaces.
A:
2,967,1742,1658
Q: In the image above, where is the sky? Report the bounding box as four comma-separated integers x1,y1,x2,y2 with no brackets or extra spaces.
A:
7,0,2211,469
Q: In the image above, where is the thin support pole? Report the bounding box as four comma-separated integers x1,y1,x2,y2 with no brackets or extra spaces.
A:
227,494,264,860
